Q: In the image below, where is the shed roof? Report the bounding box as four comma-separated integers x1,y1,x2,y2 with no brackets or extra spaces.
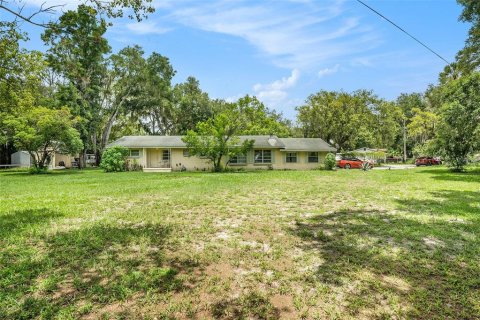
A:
280,138,336,152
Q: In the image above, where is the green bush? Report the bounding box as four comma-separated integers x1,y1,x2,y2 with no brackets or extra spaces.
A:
100,146,129,172
324,153,336,170
28,167,49,174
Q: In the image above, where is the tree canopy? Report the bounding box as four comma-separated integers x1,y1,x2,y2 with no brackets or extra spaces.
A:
1,0,480,173
182,102,256,172
3,107,83,170
436,72,480,171
296,90,399,151
0,0,154,27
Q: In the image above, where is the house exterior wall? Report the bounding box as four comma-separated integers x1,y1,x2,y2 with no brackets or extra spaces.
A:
171,149,211,171
229,150,328,170
54,153,76,168
274,151,328,170
127,147,329,171
128,148,328,171
127,148,212,171
126,148,144,167
146,149,170,168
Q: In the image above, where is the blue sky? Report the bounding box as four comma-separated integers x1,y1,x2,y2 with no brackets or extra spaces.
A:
7,0,471,119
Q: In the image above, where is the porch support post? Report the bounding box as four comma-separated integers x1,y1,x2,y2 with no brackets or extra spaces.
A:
142,148,147,168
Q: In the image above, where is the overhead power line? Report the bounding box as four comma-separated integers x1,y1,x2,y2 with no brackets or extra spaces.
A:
356,0,450,65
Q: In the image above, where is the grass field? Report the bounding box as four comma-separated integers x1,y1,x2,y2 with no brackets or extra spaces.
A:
1,167,479,319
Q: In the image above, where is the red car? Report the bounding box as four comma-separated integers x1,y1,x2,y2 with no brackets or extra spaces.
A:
337,157,373,169
415,157,442,166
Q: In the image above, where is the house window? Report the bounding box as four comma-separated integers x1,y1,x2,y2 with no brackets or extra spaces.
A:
254,150,272,163
183,149,190,157
129,149,140,157
286,152,297,163
308,152,319,163
230,153,247,164
162,150,170,161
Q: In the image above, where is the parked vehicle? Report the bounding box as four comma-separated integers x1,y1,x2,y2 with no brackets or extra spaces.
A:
415,157,442,166
386,156,402,163
337,157,373,169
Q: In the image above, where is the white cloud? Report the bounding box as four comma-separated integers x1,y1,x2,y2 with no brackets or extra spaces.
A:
257,90,288,103
224,94,245,103
152,0,175,9
126,21,171,35
22,0,380,71
318,64,340,78
163,0,379,69
254,69,300,92
253,69,300,106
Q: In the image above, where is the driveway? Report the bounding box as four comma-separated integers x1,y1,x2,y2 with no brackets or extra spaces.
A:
373,165,417,170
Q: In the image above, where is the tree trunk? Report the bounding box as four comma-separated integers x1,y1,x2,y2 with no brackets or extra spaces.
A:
96,149,102,167
214,155,223,172
78,149,86,169
40,151,49,169
29,151,38,169
92,130,98,166
0,142,16,165
99,108,119,164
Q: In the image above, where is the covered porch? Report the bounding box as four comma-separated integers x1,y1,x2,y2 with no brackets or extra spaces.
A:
142,148,172,172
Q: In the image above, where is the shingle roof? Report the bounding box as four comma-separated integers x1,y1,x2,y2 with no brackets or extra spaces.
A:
107,135,286,149
107,136,186,148
238,136,285,148
108,135,335,151
280,138,336,152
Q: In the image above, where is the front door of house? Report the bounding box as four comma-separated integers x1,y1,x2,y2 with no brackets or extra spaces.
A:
147,149,170,168
147,149,162,168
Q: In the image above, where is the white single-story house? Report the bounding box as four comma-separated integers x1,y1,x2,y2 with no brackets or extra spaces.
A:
108,135,337,172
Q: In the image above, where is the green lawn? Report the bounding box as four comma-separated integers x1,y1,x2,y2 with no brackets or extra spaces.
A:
1,167,479,319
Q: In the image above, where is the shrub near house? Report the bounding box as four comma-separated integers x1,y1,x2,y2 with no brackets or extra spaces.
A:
324,153,336,170
100,146,129,172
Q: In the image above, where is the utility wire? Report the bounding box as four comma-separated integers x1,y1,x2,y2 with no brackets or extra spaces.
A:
356,0,450,65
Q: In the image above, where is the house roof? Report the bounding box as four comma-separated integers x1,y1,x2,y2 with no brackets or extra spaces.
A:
238,135,285,148
107,135,286,149
107,135,335,151
280,138,337,152
107,136,186,148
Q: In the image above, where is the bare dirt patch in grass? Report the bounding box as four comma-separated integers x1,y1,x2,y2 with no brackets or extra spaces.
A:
2,168,480,318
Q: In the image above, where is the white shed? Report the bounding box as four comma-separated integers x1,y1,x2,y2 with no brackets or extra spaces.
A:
11,151,32,167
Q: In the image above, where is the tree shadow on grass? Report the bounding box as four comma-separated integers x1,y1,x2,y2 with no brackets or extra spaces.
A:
396,190,480,220
211,291,280,320
0,208,63,239
417,167,480,183
0,169,88,178
290,191,480,319
0,215,199,319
